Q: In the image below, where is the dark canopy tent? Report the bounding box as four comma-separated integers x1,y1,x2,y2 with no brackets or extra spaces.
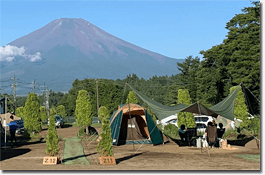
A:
127,83,244,121
241,84,260,116
181,101,218,117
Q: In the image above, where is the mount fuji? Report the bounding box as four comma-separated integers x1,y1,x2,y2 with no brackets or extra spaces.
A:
1,18,184,94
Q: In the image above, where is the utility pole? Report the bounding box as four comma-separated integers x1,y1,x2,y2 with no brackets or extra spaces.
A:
11,75,17,114
33,79,36,94
45,89,50,117
41,83,46,106
96,79,99,122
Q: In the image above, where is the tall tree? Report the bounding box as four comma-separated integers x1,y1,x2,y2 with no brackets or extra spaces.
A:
177,89,196,128
56,105,66,119
177,56,200,102
40,106,48,123
198,1,260,105
75,90,92,134
46,106,59,156
226,1,260,100
230,86,249,128
24,93,41,133
126,91,139,104
16,107,25,119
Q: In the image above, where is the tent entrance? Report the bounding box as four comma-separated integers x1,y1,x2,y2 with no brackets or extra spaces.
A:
117,114,151,145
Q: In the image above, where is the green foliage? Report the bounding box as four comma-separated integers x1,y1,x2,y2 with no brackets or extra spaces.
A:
40,106,48,122
126,91,139,104
163,123,179,139
177,89,191,105
198,2,260,105
75,90,92,127
78,127,85,138
24,93,41,133
177,112,186,129
222,128,239,140
248,116,260,138
45,107,60,156
185,112,196,128
177,56,200,102
56,105,66,119
16,107,25,119
177,89,195,128
98,106,110,120
230,86,249,128
96,114,113,157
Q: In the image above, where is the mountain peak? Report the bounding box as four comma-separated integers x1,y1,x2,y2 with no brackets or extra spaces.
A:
1,18,184,94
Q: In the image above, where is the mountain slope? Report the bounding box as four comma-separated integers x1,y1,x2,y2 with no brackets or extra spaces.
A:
1,18,183,94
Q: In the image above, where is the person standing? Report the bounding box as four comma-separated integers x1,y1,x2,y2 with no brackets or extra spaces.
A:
9,115,18,147
205,121,217,148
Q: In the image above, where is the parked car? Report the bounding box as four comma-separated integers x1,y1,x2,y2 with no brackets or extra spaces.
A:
48,115,64,128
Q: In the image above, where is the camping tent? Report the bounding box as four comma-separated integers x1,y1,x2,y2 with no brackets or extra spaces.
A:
110,103,164,146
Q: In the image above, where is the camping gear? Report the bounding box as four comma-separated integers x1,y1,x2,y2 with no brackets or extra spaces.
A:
110,103,164,146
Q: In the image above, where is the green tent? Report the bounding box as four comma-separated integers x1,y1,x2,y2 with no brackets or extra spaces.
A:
127,83,242,121
110,103,164,145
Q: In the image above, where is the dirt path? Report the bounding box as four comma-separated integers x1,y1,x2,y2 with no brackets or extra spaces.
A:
0,126,260,170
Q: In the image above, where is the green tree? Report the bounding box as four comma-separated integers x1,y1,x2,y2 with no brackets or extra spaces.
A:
98,106,109,119
40,106,48,123
96,108,113,157
177,89,196,128
56,105,66,119
226,2,260,100
198,2,260,105
230,86,249,128
75,90,92,134
126,91,139,104
46,106,59,156
24,93,41,133
177,56,200,102
177,89,191,105
16,107,25,119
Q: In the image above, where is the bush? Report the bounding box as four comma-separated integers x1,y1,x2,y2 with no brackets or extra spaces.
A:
45,108,60,156
96,108,113,157
77,127,86,138
163,124,179,139
222,128,238,140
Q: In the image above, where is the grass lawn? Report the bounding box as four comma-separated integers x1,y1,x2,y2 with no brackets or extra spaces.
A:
237,154,260,162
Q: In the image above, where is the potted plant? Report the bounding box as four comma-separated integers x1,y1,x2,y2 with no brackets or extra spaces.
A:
96,106,115,165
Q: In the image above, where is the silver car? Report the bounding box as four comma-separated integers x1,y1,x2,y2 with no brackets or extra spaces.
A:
48,115,64,128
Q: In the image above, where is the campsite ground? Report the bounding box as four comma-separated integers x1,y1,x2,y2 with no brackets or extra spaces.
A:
0,126,260,171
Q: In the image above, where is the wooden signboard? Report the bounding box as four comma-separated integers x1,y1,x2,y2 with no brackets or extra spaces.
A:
43,156,58,165
99,156,116,165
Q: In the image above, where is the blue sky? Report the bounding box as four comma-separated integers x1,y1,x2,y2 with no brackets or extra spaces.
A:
1,0,254,60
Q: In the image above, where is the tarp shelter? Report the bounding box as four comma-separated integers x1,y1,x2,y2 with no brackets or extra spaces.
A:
209,85,241,121
181,101,218,117
110,103,164,146
127,84,188,120
127,83,245,121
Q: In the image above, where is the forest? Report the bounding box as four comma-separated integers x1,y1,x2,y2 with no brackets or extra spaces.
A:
1,2,260,119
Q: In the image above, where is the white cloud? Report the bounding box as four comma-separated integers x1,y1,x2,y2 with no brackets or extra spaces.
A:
23,52,41,62
0,45,41,62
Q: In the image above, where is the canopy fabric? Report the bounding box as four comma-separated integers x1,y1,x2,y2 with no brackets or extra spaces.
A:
127,84,188,120
209,84,241,121
128,83,243,121
181,102,218,117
